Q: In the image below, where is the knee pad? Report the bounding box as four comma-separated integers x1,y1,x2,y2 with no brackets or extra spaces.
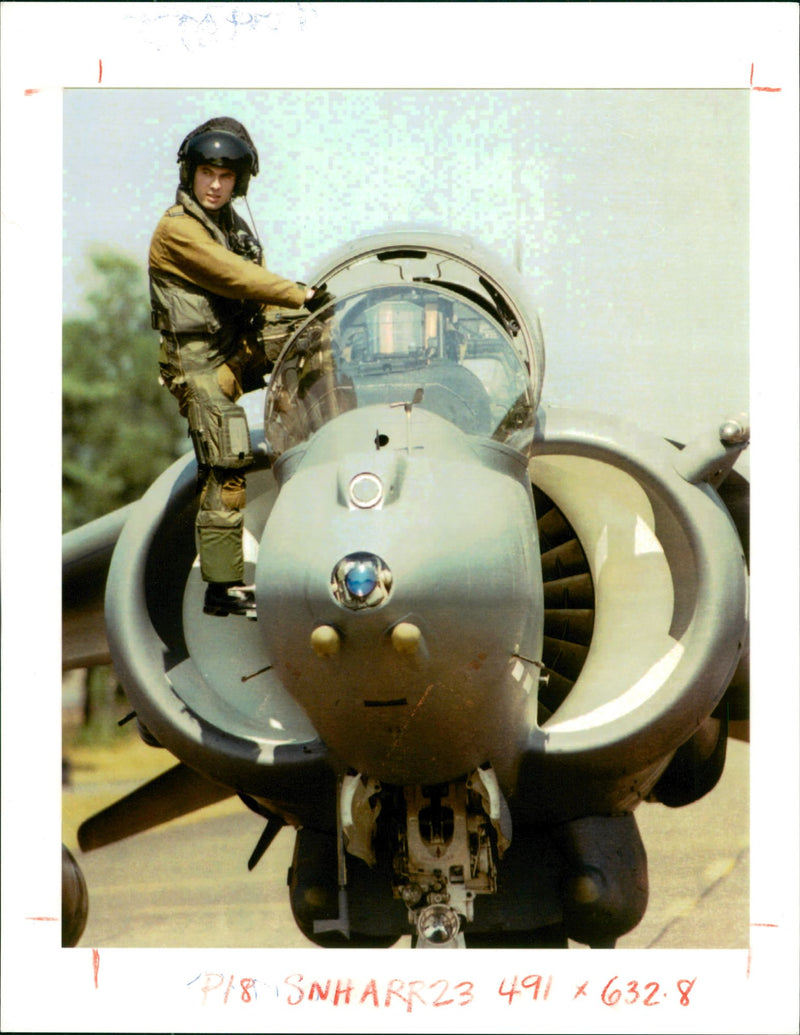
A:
220,472,247,511
200,471,246,514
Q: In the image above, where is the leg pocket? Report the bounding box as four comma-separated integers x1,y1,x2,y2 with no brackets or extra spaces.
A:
220,472,247,511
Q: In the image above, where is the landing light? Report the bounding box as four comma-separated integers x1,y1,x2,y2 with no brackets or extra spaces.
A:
416,904,461,947
719,416,750,445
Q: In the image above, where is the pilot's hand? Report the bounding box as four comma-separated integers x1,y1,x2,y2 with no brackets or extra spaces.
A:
304,283,334,313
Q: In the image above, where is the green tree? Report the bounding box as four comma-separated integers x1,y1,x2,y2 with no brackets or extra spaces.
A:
63,249,187,531
63,250,188,745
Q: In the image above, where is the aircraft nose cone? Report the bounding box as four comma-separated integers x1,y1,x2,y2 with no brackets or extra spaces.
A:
331,552,393,610
345,559,378,598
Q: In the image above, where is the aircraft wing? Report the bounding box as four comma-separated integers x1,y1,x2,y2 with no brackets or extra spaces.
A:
76,762,235,851
63,505,133,670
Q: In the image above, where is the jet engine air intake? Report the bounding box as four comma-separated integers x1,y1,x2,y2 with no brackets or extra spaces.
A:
512,407,748,819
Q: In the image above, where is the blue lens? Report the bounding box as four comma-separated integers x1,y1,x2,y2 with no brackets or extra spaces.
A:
345,561,378,598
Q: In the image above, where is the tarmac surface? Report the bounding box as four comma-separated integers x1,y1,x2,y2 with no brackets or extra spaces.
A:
62,738,749,950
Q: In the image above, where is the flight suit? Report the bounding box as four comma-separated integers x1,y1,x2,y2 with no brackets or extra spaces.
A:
149,188,306,584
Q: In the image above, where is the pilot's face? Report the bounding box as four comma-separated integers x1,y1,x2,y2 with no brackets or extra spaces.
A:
193,164,236,211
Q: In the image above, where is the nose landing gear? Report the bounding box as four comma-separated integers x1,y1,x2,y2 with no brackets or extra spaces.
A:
395,773,509,948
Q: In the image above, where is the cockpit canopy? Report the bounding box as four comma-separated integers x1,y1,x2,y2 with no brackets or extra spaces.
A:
265,235,545,456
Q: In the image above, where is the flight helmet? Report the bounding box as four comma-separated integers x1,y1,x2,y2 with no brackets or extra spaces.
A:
178,117,260,198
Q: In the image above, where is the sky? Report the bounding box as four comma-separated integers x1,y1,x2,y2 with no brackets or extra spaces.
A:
63,87,749,443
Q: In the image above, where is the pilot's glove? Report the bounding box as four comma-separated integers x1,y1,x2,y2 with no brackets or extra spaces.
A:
304,283,335,313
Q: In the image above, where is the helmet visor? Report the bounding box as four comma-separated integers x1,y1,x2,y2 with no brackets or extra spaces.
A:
186,130,253,169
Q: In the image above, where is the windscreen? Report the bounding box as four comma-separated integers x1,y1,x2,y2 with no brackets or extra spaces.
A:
265,284,536,456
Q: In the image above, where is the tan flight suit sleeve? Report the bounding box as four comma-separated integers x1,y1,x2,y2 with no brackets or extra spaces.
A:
150,209,307,309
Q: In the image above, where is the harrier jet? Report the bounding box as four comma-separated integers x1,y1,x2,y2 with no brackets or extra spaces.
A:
62,231,749,949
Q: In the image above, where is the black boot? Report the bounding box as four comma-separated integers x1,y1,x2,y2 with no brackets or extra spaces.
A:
203,582,257,619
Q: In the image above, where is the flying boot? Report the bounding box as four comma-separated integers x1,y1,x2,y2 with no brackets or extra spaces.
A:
203,582,256,618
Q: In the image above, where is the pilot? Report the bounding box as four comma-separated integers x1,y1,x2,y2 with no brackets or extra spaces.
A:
149,116,329,617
